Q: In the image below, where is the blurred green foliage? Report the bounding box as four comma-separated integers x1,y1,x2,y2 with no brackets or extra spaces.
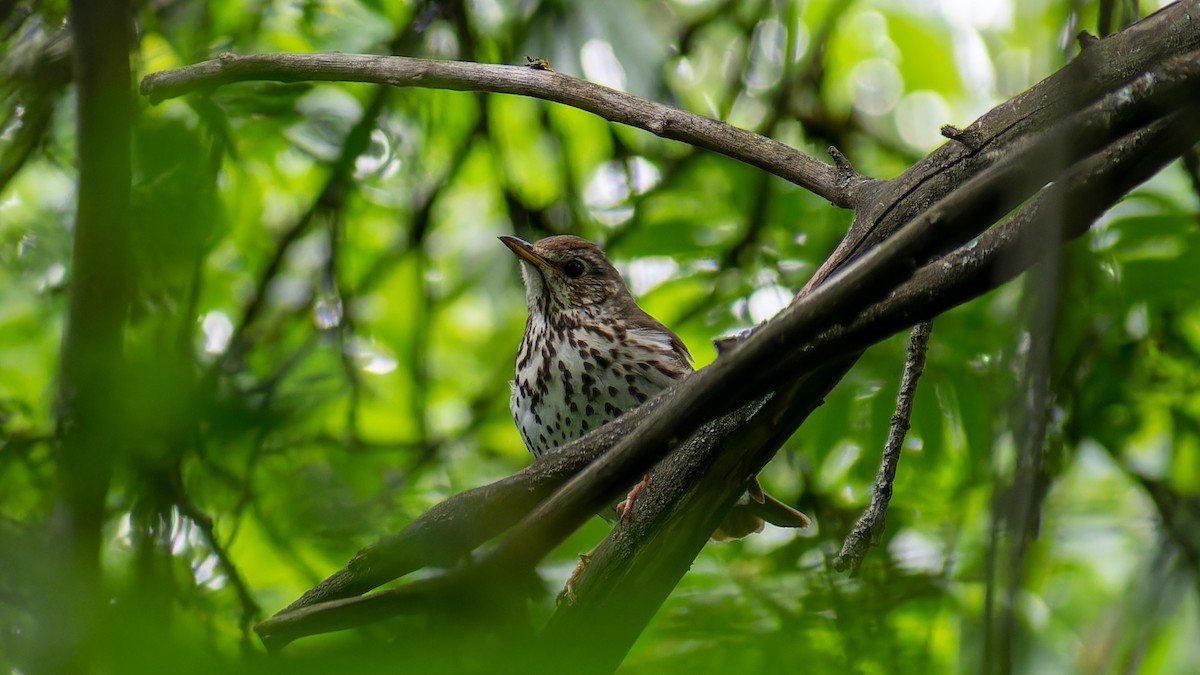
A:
1,0,1198,673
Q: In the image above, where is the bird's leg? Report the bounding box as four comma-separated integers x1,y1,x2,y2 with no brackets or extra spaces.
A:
559,472,651,604
557,550,593,605
616,472,650,522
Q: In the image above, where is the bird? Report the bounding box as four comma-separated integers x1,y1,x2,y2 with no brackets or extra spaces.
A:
500,234,811,542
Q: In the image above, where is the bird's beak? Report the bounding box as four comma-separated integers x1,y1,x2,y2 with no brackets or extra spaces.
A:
499,236,554,272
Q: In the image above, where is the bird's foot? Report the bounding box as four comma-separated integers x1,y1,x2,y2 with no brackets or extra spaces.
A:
557,552,592,606
615,472,650,522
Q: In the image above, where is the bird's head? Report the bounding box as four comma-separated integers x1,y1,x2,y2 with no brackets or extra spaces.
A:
499,235,633,318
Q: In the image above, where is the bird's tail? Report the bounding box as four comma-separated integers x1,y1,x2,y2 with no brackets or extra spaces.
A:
711,481,811,541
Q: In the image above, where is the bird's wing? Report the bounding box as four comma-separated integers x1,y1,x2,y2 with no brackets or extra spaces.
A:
627,322,692,367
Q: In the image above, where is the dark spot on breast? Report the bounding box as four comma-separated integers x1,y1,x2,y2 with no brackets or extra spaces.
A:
608,385,618,397
585,404,595,416
625,374,636,383
630,387,647,403
581,419,590,431
569,401,578,413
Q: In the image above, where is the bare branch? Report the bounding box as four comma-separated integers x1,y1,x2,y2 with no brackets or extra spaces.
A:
833,321,932,574
139,52,866,206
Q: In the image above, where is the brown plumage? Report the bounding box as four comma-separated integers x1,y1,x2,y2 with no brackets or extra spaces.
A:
502,234,810,539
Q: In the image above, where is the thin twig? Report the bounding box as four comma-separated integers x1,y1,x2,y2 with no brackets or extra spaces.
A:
985,247,1063,674
173,489,263,639
833,320,931,574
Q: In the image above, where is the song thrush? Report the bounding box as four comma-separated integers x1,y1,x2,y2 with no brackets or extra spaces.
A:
501,234,810,540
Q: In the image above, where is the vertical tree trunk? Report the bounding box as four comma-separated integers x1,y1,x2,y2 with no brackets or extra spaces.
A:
38,2,134,672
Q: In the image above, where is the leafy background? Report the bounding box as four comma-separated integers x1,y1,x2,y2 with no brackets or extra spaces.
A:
1,0,1198,673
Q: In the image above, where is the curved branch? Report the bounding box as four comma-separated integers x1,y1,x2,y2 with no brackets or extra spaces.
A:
139,52,866,206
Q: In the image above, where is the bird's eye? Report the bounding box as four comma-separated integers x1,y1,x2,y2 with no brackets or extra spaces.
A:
562,259,586,278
